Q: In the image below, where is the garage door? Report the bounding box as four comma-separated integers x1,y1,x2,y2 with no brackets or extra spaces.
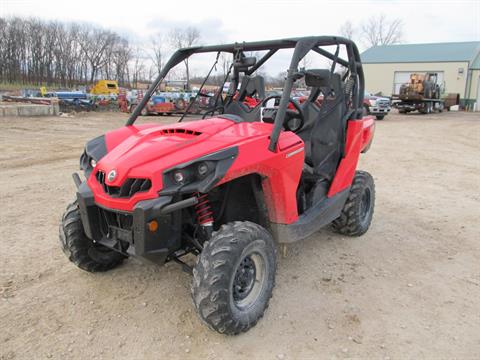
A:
393,71,444,95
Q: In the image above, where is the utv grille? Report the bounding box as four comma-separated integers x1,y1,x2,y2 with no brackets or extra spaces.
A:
96,170,151,198
97,207,133,237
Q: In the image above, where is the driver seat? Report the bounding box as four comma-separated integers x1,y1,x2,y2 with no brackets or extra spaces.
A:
297,70,347,181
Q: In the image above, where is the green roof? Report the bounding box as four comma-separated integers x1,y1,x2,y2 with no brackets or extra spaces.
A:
361,41,480,68
471,52,480,69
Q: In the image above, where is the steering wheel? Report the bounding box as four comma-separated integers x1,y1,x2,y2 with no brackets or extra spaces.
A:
261,95,304,132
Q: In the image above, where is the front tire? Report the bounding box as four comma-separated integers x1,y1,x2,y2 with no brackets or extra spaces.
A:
59,201,126,272
192,221,276,335
331,171,375,236
375,115,385,120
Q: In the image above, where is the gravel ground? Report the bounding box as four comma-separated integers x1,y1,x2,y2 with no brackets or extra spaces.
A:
1,110,479,359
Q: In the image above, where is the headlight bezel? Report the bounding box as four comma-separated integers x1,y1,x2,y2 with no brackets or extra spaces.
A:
161,147,238,195
79,135,107,178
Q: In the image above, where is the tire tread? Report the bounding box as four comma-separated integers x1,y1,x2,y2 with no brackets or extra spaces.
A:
331,171,375,236
192,221,276,335
59,201,125,272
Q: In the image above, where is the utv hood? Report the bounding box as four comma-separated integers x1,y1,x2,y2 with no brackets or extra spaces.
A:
97,118,240,187
87,117,276,210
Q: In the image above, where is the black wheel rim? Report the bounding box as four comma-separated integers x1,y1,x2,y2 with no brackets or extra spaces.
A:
233,256,256,301
360,188,371,222
232,252,265,309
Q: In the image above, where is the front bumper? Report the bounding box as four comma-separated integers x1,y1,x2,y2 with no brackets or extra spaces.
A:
369,107,391,115
76,181,180,264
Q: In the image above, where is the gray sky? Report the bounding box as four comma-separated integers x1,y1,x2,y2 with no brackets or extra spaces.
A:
1,0,479,76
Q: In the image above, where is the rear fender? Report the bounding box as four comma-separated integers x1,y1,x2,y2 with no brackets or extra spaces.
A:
327,117,375,197
360,116,375,153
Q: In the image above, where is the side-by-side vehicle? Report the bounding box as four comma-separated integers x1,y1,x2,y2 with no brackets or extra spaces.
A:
60,36,376,334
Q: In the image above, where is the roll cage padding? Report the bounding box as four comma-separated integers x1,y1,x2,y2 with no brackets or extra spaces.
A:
126,36,365,152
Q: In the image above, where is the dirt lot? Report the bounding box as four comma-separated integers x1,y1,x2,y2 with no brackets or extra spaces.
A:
1,110,479,359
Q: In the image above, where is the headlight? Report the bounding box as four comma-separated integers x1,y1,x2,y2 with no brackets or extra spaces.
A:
161,148,238,195
369,99,377,106
166,160,216,187
80,135,107,177
196,162,210,177
173,170,186,184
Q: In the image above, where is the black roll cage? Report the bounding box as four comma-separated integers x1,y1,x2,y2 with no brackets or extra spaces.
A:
126,36,365,152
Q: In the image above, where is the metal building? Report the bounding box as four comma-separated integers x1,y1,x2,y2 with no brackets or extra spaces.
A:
361,41,480,109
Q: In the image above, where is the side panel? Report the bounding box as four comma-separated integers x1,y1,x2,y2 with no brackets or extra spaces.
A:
328,117,375,197
219,131,304,224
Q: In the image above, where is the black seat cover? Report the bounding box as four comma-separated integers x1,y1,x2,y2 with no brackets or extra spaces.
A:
297,72,347,180
237,76,265,101
223,75,265,122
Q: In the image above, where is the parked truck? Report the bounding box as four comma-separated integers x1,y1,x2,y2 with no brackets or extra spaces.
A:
396,72,444,114
363,92,391,120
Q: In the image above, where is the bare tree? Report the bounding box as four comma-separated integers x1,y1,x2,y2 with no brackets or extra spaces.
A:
150,33,164,78
111,38,132,86
78,27,118,83
219,52,231,78
361,14,403,47
339,20,356,40
169,26,200,89
0,16,147,88
300,54,312,70
269,71,287,88
131,46,146,88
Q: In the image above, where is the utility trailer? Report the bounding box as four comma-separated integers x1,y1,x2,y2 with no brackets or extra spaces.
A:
396,72,444,114
395,95,444,114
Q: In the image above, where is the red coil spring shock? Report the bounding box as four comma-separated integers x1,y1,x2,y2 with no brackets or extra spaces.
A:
195,193,214,226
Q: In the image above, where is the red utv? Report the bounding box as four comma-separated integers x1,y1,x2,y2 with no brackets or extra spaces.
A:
60,36,375,335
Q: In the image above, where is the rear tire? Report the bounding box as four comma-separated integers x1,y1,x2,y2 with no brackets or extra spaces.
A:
59,201,126,272
331,171,375,236
192,221,276,335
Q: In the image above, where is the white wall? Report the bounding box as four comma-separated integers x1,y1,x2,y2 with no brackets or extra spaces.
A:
363,61,469,97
